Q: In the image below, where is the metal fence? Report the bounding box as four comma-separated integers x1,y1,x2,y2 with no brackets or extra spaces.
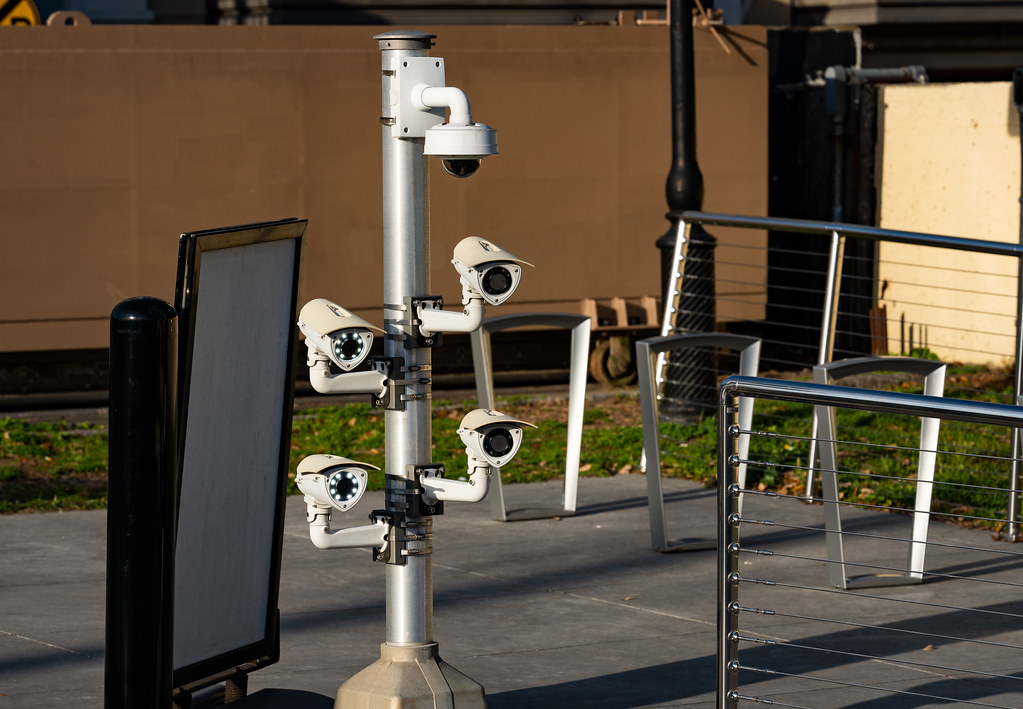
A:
653,211,1023,538
716,375,1023,707
664,211,1023,380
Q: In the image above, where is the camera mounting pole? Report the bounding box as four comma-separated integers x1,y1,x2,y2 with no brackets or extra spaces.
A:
332,30,487,708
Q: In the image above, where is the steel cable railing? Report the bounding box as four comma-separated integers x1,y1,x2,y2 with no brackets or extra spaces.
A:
717,376,1023,707
657,211,1023,539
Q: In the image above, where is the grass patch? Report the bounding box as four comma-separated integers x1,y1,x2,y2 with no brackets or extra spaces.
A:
0,417,110,513
2,365,1020,527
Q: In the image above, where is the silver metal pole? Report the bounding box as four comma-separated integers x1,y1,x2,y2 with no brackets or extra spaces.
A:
336,31,486,707
717,385,741,707
1009,243,1023,542
1010,72,1023,542
379,30,434,646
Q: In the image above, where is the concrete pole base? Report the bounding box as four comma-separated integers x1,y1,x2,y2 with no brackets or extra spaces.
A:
335,642,486,709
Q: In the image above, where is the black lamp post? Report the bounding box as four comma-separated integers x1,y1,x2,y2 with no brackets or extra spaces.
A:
656,0,717,416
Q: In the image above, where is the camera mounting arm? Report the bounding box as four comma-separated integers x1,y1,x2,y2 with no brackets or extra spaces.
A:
419,456,492,505
304,502,391,550
416,283,485,338
413,85,473,126
305,341,389,397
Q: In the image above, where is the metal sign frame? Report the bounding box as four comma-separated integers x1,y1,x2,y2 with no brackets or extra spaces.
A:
171,218,305,691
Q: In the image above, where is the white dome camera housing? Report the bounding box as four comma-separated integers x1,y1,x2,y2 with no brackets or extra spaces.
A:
424,122,498,179
296,454,379,513
457,408,537,468
298,298,384,372
452,237,533,306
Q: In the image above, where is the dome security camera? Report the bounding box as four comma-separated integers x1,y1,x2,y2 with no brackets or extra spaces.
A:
410,81,498,179
452,237,533,306
424,122,498,179
296,454,378,513
441,158,482,179
457,408,537,468
298,298,383,372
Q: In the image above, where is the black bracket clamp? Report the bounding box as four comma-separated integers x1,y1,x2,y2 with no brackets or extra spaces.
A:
404,295,444,350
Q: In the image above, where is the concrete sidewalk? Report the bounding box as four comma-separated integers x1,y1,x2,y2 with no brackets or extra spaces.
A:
2,474,1021,707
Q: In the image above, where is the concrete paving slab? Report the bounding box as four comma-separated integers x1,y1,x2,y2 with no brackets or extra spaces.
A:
3,473,1023,707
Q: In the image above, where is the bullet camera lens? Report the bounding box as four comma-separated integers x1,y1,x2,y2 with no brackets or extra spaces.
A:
482,427,514,458
328,470,359,503
333,332,365,362
481,266,512,296
441,158,481,179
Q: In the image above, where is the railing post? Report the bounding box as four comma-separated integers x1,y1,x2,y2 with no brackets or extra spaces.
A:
105,297,178,709
806,228,845,497
717,383,742,706
1010,68,1023,541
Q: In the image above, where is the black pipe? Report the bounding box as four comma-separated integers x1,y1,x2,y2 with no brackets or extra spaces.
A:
105,297,178,709
656,0,717,415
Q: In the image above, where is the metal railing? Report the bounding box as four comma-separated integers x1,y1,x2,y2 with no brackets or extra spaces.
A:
659,211,1023,539
717,375,1023,707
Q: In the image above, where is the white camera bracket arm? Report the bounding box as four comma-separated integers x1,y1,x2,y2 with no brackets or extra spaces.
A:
305,341,389,397
416,284,485,338
304,502,391,551
413,84,473,126
419,455,492,505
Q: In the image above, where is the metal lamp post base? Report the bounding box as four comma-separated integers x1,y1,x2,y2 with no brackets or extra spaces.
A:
336,643,486,709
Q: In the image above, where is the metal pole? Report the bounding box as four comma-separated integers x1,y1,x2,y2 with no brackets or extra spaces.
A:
717,385,741,707
657,0,717,416
336,30,485,706
105,297,178,709
378,30,434,649
1010,67,1023,541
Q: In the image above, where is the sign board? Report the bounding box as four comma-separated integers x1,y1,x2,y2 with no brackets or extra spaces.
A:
171,218,305,690
0,0,40,25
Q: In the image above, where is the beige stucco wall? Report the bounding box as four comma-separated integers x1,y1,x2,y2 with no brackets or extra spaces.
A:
876,81,1020,366
0,24,767,353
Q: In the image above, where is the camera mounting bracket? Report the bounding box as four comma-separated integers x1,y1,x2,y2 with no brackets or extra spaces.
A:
369,510,404,565
370,509,433,566
404,295,444,349
369,357,432,412
391,56,446,139
409,464,447,517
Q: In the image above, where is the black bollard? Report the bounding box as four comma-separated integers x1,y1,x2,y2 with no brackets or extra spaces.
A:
105,297,178,709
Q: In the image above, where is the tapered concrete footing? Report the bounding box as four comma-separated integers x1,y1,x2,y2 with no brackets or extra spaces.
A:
335,642,486,708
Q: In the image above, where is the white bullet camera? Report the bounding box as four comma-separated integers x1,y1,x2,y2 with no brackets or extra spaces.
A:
299,299,382,372
452,237,532,306
419,408,535,505
298,299,390,397
458,408,536,467
296,454,391,551
416,238,531,338
296,454,378,512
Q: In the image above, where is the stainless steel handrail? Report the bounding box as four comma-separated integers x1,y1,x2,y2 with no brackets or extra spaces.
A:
716,374,1023,706
679,210,1023,539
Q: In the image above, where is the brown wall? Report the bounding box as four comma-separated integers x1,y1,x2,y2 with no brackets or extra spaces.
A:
0,24,767,353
